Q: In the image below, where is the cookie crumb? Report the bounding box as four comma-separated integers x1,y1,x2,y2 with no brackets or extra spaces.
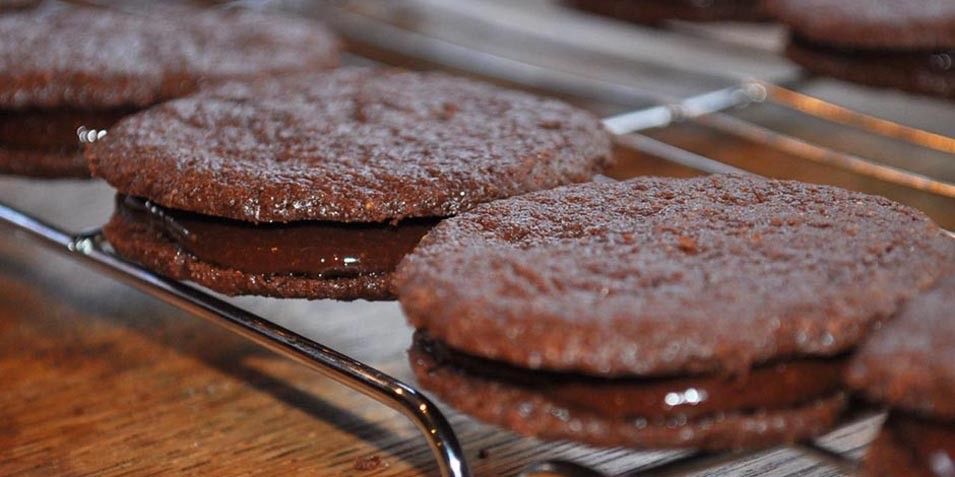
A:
677,235,698,254
353,455,388,471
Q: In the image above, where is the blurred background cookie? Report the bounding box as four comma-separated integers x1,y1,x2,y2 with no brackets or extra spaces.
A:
0,2,340,177
768,0,955,99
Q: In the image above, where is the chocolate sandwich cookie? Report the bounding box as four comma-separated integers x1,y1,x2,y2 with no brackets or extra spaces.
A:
768,0,955,98
0,3,339,177
397,175,955,449
848,273,955,477
567,0,769,25
89,68,613,300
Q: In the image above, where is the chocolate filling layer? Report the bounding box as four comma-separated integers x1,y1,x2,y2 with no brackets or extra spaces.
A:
414,332,846,421
0,108,132,151
888,413,955,477
791,35,955,73
118,196,439,277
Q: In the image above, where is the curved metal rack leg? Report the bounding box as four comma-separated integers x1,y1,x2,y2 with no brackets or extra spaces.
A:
0,202,471,477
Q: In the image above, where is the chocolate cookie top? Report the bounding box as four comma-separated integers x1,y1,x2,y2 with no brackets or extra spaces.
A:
396,175,955,377
767,0,955,49
847,273,955,419
0,3,340,110
87,68,612,223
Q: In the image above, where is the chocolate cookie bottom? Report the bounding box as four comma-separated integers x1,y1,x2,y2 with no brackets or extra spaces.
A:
567,0,769,24
861,413,955,477
786,36,955,99
105,196,438,300
410,332,847,450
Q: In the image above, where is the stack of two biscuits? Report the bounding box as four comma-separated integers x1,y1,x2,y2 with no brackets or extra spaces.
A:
397,175,954,454
90,68,613,300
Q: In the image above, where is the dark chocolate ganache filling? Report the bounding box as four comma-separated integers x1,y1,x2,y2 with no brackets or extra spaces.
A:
791,35,955,73
118,195,440,278
889,413,955,477
0,108,133,150
414,332,846,421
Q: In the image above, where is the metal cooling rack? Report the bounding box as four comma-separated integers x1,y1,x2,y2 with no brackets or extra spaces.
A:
4,1,955,476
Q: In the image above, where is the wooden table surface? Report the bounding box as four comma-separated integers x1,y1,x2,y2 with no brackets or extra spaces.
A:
1,1,952,476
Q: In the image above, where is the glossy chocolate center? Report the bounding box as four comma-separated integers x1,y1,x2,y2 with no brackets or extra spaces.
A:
791,35,955,72
118,196,439,277
415,332,846,421
0,108,132,150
